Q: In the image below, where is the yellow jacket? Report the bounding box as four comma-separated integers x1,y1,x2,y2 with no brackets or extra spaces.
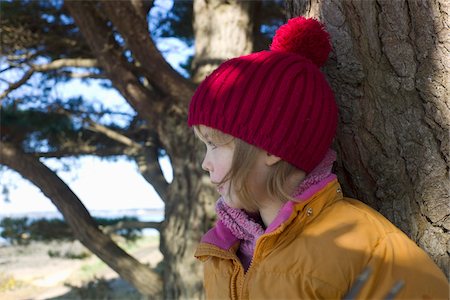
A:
195,179,449,299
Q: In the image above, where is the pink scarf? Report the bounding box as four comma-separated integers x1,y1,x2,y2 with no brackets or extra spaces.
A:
216,149,337,270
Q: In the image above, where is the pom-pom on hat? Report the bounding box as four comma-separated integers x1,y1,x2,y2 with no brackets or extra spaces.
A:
188,16,338,173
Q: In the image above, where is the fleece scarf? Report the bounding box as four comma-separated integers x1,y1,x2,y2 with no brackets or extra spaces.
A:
215,149,337,270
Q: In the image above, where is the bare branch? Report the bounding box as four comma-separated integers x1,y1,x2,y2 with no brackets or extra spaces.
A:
101,1,195,107
60,71,106,79
135,147,169,202
6,51,39,62
33,58,98,71
84,119,169,200
0,58,99,100
87,121,143,150
0,68,34,99
66,1,166,126
34,146,126,158
1,64,21,74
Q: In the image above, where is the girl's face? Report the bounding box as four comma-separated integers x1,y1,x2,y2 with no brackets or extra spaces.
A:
197,126,274,210
199,127,240,208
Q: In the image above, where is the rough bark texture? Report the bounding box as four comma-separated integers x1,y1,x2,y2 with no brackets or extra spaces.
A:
286,0,449,277
191,0,256,83
0,142,162,297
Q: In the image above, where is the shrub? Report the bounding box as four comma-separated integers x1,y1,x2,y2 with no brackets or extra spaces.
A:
0,216,143,244
0,217,29,245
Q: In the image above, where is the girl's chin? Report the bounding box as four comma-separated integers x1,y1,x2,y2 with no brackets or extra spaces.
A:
222,197,242,210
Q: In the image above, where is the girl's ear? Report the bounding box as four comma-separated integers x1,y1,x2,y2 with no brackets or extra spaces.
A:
265,153,281,166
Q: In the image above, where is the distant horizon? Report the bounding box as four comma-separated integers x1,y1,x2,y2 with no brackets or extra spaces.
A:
0,207,165,218
0,155,169,216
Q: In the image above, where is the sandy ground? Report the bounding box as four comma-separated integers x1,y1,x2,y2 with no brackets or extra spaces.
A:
0,236,162,300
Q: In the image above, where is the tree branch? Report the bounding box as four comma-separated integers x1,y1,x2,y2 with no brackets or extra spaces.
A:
101,1,195,107
66,1,166,127
0,68,34,99
34,58,98,71
87,121,143,151
60,71,106,79
34,146,126,158
135,147,169,201
0,58,98,99
85,119,169,200
130,0,154,20
0,141,162,296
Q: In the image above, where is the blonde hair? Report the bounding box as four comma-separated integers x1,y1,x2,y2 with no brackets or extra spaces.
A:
194,125,298,212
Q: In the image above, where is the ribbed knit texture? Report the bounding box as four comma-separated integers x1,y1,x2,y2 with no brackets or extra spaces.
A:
188,46,338,172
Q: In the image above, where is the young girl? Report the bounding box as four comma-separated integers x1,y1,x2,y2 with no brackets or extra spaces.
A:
188,17,448,299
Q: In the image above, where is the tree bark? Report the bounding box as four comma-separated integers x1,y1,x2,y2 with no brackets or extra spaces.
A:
65,1,165,128
191,0,257,83
286,0,449,277
101,1,196,106
0,141,163,297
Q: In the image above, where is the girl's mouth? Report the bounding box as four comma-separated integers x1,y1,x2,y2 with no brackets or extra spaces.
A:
216,185,224,194
211,181,225,194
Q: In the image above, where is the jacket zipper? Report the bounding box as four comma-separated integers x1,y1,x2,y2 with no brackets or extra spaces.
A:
239,210,304,298
202,247,245,300
231,262,244,300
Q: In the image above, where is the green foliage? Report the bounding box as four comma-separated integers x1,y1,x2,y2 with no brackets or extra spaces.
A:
0,217,29,245
0,102,131,153
0,0,92,59
0,105,77,146
29,218,73,241
0,216,143,245
152,0,194,45
48,249,91,259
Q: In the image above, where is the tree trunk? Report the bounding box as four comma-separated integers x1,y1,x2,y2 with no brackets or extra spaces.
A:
286,0,449,277
191,0,256,83
158,2,257,298
0,141,162,297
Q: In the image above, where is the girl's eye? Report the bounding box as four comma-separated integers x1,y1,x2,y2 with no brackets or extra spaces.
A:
207,141,217,149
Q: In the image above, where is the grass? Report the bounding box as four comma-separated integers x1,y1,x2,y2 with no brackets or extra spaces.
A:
0,273,27,292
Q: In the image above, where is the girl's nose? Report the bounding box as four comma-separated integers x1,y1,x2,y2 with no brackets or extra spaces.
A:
201,156,211,172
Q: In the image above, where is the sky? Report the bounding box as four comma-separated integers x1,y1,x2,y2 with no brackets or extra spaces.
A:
0,0,194,216
0,155,170,215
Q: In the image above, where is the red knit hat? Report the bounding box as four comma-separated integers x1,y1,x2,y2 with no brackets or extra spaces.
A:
188,17,338,173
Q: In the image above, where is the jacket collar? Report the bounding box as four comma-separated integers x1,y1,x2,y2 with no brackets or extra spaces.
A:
199,175,342,252
200,218,240,251
265,174,337,233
